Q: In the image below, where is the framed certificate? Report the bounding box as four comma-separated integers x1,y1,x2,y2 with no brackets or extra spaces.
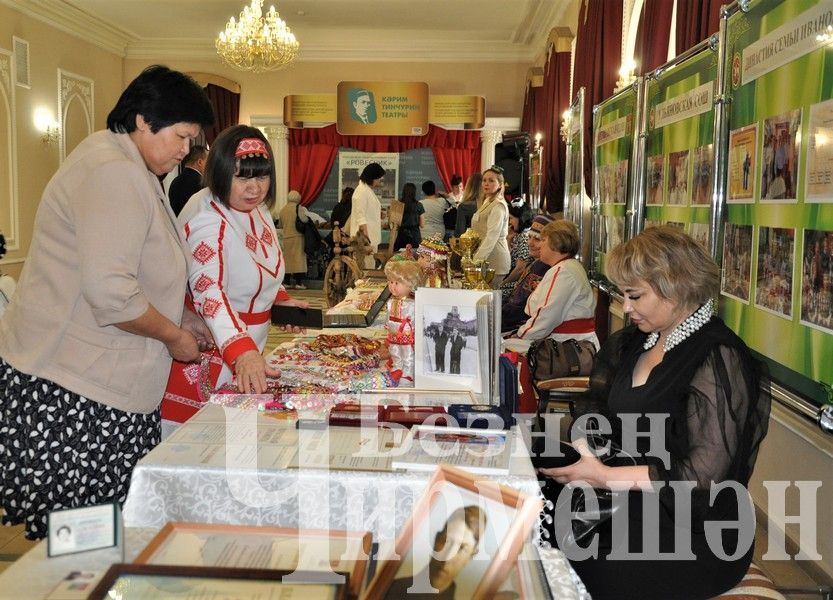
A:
89,564,348,600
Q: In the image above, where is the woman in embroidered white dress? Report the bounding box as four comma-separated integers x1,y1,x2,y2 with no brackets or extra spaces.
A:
469,166,511,286
162,126,305,426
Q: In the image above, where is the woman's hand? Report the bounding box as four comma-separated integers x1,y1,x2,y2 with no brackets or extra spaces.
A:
166,328,202,363
538,439,612,489
233,350,281,393
180,306,215,352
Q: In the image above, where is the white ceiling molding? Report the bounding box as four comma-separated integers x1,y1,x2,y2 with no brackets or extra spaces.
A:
0,0,133,57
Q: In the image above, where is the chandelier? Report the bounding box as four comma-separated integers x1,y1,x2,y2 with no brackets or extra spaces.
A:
216,0,300,72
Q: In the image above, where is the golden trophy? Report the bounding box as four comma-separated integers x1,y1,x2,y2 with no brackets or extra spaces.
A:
463,261,496,290
448,228,482,272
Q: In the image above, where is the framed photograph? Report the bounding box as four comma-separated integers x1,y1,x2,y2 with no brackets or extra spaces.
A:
666,149,690,206
754,226,795,319
364,464,543,600
806,99,833,203
761,109,802,202
728,123,758,203
47,502,119,557
414,288,497,396
721,223,754,303
691,144,714,205
800,229,833,332
88,564,348,600
645,154,665,206
134,523,370,599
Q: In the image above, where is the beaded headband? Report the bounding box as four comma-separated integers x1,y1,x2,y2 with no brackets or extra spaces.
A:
235,138,270,159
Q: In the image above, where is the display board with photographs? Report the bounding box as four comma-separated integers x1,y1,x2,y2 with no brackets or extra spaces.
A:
591,83,638,284
564,87,592,268
719,0,833,394
642,40,717,247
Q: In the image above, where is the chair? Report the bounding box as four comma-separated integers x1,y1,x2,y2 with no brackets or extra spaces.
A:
534,375,590,417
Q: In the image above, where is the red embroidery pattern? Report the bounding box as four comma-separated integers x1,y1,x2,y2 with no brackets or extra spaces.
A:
193,242,216,264
260,229,273,245
194,273,215,293
202,297,221,318
183,362,202,385
245,233,258,252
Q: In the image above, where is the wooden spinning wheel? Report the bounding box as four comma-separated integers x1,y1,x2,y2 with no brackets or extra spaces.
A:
323,223,363,307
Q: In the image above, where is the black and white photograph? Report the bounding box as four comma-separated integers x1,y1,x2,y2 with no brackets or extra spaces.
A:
800,229,833,332
755,226,794,318
422,305,478,378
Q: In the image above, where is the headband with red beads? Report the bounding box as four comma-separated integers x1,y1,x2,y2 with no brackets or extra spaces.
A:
234,138,270,159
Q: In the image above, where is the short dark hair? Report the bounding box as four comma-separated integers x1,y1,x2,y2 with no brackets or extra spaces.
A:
451,174,463,186
422,180,436,196
359,162,385,184
107,65,214,134
183,145,208,166
204,125,276,209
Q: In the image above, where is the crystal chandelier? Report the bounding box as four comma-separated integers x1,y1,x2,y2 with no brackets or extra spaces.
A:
216,0,299,72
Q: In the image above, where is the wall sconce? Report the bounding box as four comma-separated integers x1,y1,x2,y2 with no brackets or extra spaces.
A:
560,110,571,142
34,107,60,145
534,132,543,152
616,59,637,91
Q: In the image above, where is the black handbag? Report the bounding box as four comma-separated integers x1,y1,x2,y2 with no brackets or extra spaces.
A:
294,205,307,234
527,338,597,381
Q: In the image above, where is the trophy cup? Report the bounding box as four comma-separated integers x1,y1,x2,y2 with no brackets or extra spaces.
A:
448,228,482,273
463,261,496,290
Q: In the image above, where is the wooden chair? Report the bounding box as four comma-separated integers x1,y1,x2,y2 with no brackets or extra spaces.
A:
711,563,832,600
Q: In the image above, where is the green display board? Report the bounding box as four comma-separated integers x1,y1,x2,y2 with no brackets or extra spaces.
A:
721,0,833,400
564,88,591,266
644,42,718,245
591,83,639,284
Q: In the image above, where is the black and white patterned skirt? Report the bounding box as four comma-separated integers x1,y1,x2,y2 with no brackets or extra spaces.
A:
0,358,160,539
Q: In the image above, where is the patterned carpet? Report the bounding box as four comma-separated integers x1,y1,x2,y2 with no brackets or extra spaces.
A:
265,287,328,353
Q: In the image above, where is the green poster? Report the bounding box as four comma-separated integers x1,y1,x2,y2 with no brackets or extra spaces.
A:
592,85,638,283
723,0,833,398
644,44,718,246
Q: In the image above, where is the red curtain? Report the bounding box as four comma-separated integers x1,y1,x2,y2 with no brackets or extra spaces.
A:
202,83,240,145
540,50,572,213
288,125,481,206
675,0,722,55
633,0,674,75
572,0,624,198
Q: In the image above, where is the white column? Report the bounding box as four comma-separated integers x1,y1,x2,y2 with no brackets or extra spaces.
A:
261,123,289,214
480,128,503,172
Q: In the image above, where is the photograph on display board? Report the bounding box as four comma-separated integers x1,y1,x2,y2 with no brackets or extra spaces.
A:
760,109,802,202
800,229,833,332
755,226,795,319
606,216,624,253
805,99,833,203
593,214,607,259
646,155,665,206
644,219,663,229
691,144,714,205
688,222,709,251
598,164,614,204
613,159,629,204
666,150,690,206
728,124,758,203
721,223,753,303
421,305,477,377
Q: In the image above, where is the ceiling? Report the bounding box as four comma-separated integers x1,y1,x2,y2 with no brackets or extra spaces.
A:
9,0,576,63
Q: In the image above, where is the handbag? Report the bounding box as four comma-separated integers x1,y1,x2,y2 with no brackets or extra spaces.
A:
294,205,307,234
527,337,596,381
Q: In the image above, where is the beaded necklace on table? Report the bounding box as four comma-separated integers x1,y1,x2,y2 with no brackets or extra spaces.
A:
643,298,714,353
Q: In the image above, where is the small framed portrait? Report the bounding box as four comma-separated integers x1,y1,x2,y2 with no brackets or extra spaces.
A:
754,226,795,319
646,154,665,206
761,109,802,202
364,464,542,600
728,123,758,203
666,149,690,206
721,223,753,303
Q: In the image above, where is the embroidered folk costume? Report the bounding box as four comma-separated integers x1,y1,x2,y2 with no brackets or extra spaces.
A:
385,296,416,386
162,139,287,422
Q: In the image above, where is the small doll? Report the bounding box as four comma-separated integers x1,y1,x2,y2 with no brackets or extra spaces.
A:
383,257,424,387
415,237,450,288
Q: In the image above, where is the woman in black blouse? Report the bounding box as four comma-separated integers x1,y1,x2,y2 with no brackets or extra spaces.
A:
539,226,771,599
393,182,424,250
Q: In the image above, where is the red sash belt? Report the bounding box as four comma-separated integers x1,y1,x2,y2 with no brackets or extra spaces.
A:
552,318,595,334
389,316,408,323
239,309,271,325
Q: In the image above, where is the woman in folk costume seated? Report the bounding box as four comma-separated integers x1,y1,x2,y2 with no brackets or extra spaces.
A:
513,220,598,348
162,125,306,433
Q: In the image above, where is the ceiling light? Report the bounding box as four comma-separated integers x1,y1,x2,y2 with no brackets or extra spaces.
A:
216,0,299,73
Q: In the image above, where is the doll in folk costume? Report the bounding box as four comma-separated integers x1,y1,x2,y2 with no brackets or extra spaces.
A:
415,236,450,288
383,257,424,386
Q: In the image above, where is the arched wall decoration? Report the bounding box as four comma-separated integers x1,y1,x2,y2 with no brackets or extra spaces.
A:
0,49,19,251
58,69,94,163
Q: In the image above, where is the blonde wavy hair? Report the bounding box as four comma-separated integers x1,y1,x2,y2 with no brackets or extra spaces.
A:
605,225,719,307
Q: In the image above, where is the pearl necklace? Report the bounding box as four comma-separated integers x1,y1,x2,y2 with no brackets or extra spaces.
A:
643,298,714,353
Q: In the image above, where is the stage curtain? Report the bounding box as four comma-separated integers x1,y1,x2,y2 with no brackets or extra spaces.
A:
675,0,722,55
288,125,480,205
633,0,674,75
572,0,624,198
202,83,240,145
539,50,572,213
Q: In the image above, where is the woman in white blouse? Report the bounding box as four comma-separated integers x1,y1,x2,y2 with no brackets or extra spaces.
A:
469,166,511,286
